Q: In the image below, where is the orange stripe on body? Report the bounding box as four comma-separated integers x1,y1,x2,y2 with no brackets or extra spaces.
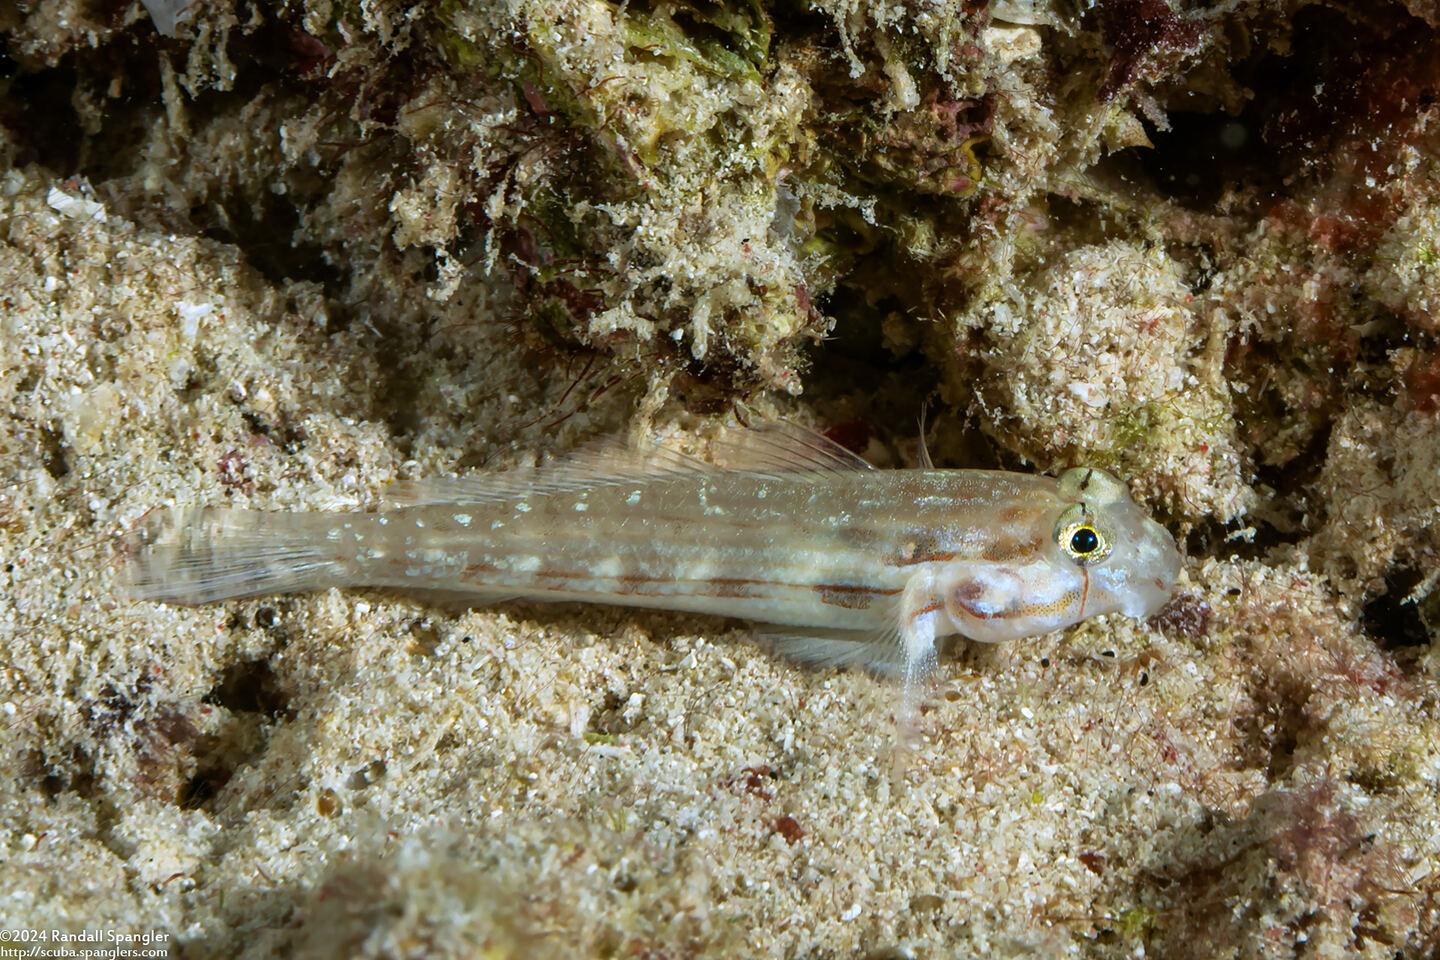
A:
910,600,944,621
463,566,903,605
952,599,1017,620
888,551,956,567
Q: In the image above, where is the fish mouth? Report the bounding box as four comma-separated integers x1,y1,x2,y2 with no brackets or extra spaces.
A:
1153,520,1184,585
1133,524,1183,616
1101,517,1182,618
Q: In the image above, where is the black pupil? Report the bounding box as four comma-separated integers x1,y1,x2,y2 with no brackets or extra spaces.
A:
1070,527,1099,554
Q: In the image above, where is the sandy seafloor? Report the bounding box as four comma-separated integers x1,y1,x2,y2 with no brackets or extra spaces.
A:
5,0,1440,957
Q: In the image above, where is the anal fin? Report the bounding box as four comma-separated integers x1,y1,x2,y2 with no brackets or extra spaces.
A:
757,626,908,679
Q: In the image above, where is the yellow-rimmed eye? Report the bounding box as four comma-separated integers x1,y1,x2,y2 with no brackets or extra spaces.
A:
1056,505,1113,566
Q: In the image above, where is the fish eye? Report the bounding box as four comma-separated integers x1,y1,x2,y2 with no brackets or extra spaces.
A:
1055,506,1113,566
1070,526,1099,555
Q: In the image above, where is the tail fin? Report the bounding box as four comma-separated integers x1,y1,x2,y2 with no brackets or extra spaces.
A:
122,507,347,605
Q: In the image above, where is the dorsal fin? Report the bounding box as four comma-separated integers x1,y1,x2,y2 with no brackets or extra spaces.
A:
707,421,874,474
383,420,872,507
384,438,712,506
916,405,935,470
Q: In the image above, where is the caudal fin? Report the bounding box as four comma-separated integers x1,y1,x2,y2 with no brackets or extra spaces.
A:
122,507,346,605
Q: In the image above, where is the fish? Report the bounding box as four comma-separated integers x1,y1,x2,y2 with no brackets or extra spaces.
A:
124,421,1182,692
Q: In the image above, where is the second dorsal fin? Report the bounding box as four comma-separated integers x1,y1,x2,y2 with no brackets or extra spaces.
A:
707,421,874,474
384,437,713,506
384,420,872,507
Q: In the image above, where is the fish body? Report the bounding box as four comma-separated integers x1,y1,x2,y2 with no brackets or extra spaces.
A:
126,424,1181,684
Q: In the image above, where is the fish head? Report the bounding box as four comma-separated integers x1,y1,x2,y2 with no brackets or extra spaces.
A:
1050,466,1181,620
932,466,1180,644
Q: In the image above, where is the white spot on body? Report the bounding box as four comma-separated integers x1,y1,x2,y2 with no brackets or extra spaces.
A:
515,502,532,514
626,490,642,505
511,555,541,573
454,513,472,527
593,556,625,578
679,561,714,582
574,501,588,512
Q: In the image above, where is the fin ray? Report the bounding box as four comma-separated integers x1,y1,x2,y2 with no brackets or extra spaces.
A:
758,625,907,678
386,421,871,507
123,507,346,604
708,421,874,474
385,438,713,506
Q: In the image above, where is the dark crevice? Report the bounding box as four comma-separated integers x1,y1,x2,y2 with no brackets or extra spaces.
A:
39,425,69,479
1246,419,1333,540
1183,516,1285,563
0,59,84,171
1090,34,1283,214
1254,6,1440,168
178,754,236,810
28,744,99,801
802,291,959,464
197,193,348,292
1128,108,1280,211
4,17,355,300
169,658,297,811
1099,5,1440,216
205,658,294,720
1361,567,1431,651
